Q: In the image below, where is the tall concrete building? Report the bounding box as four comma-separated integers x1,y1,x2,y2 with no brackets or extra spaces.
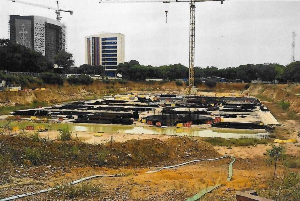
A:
9,15,66,63
85,33,125,77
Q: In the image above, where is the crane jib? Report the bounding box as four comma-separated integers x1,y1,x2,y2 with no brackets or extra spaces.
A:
8,0,73,21
99,0,224,3
98,0,224,93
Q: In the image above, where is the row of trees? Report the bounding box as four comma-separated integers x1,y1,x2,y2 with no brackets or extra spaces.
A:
2,38,300,83
117,60,298,83
0,39,74,73
0,71,94,87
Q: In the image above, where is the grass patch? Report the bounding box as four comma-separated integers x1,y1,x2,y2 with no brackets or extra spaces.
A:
24,147,43,166
0,120,74,133
287,111,299,120
284,155,300,168
58,126,72,141
0,155,12,184
259,171,300,201
210,128,261,134
278,100,290,110
30,132,40,142
51,183,101,199
203,137,269,147
0,135,218,168
256,94,273,102
0,100,49,115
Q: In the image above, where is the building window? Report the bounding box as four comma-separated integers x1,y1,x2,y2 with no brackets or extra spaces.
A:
102,58,117,62
102,50,117,53
102,37,117,41
103,62,117,65
102,46,117,49
105,66,118,70
102,41,117,45
103,54,117,57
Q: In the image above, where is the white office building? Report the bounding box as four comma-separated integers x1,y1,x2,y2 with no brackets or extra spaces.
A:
85,33,125,77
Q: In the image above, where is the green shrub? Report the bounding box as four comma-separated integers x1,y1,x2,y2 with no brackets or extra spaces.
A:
205,80,217,88
204,137,268,147
52,183,101,199
194,78,202,86
25,147,42,165
71,145,80,159
59,127,72,141
284,156,300,168
259,171,300,200
67,75,93,85
97,148,108,166
159,80,168,84
278,100,290,110
118,79,127,84
287,111,298,120
175,80,183,86
40,72,64,85
30,132,40,142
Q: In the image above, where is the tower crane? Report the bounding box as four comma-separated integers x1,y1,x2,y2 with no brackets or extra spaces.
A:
8,0,73,21
99,0,224,92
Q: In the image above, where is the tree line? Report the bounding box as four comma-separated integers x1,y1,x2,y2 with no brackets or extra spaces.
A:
1,38,300,84
117,60,300,84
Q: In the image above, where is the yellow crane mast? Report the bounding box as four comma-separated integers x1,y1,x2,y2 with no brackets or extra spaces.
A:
99,0,224,93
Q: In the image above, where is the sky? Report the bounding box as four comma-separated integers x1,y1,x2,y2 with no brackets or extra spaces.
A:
1,0,300,68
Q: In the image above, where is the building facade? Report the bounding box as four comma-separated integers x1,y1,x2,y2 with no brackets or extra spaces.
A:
85,33,125,77
9,15,66,63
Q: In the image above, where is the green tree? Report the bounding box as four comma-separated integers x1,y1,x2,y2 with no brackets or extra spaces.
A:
54,50,74,73
282,61,300,82
267,145,285,180
158,64,188,80
78,64,104,75
67,74,93,85
0,39,50,72
40,72,64,85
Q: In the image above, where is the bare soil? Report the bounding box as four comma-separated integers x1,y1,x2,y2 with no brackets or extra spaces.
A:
0,83,300,200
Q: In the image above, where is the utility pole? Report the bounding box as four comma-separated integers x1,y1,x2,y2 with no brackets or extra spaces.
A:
292,31,296,62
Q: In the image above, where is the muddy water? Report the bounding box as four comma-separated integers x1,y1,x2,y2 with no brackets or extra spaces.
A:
69,124,268,139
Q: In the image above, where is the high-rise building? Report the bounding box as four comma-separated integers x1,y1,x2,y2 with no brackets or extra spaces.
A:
85,33,125,77
9,15,66,63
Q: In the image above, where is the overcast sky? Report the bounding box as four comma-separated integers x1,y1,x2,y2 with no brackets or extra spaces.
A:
1,0,300,68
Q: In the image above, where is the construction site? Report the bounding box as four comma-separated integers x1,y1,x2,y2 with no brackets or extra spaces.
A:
0,0,299,200
0,82,299,200
9,92,278,135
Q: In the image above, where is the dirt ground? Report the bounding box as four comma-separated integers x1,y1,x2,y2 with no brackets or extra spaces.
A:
1,84,300,200
37,130,171,144
1,119,299,200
